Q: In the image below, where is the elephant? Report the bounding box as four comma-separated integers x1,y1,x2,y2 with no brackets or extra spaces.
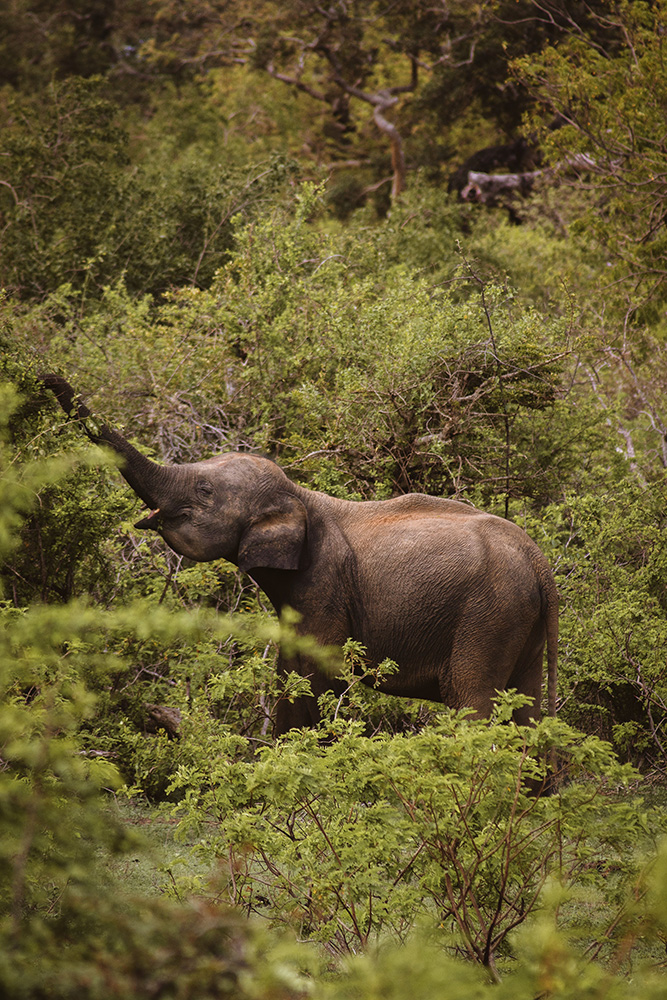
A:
41,373,558,735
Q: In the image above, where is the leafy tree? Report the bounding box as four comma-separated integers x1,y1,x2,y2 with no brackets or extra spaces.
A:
0,0,119,90
416,0,616,140
133,0,490,200
514,0,667,319
0,75,297,298
125,0,614,206
0,77,128,298
9,184,591,505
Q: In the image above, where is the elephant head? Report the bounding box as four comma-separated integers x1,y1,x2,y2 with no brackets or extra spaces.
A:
40,375,308,573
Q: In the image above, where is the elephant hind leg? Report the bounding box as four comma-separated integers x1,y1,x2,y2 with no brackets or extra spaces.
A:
439,657,501,721
442,631,544,724
507,640,546,726
508,639,555,797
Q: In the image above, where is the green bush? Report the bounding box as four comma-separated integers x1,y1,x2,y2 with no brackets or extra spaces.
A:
0,77,296,299
6,184,597,507
0,383,313,998
1,347,667,999
523,478,667,767
168,689,654,979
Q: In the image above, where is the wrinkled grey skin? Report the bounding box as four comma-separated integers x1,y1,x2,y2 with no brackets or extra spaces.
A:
42,375,558,734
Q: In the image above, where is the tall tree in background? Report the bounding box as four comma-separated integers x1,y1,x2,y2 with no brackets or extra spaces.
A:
118,0,615,201
134,0,496,200
0,1,622,204
513,0,667,474
515,0,667,317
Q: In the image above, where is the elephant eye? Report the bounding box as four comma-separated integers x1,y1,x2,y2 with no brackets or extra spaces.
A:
195,479,214,501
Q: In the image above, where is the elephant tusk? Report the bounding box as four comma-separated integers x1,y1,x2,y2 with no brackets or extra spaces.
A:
134,507,162,531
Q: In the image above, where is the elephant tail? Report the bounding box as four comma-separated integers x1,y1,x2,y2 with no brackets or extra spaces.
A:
545,577,559,717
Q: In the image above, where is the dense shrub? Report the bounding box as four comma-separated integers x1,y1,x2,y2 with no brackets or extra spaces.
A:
0,77,296,298
536,479,667,766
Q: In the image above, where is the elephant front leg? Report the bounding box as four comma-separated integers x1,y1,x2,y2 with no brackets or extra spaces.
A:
273,652,344,736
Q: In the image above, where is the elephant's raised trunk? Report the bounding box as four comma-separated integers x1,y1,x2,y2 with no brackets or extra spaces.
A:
40,373,176,510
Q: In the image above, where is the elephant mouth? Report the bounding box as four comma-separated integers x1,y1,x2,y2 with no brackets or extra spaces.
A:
134,508,161,531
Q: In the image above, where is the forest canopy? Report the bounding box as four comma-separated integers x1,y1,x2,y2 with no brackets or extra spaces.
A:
1,1,667,998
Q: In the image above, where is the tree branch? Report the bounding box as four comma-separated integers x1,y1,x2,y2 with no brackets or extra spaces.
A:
265,62,328,102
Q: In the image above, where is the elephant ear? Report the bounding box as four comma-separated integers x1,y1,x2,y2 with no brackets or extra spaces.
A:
238,494,308,572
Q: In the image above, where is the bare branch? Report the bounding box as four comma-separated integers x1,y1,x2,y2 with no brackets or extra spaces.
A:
265,62,328,102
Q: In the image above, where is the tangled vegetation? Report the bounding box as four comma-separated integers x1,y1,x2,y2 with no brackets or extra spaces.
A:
2,1,667,996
